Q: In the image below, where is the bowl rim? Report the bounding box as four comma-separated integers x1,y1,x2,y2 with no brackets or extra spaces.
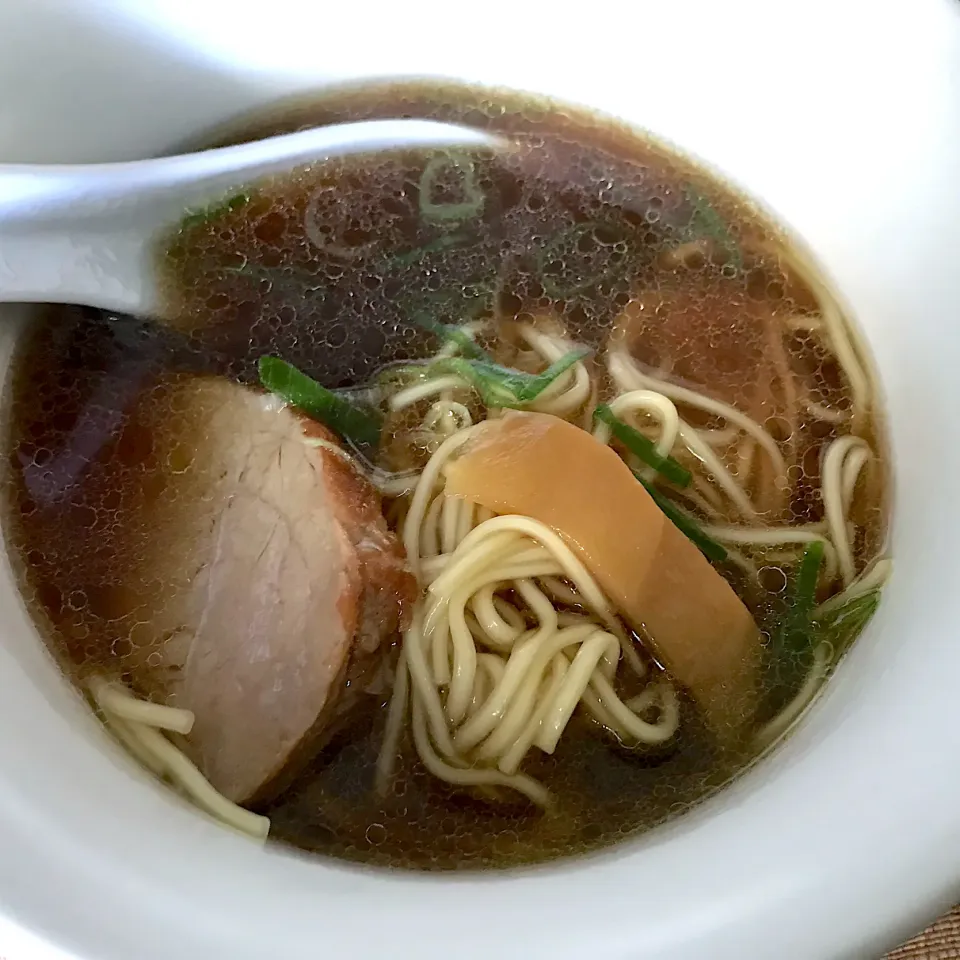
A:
1,2,960,959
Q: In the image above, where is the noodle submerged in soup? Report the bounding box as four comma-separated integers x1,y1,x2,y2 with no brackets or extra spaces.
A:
2,82,890,868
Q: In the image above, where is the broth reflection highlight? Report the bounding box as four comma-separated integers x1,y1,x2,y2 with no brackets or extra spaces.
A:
2,82,889,868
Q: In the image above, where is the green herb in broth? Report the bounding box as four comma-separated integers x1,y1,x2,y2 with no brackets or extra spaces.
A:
760,574,880,723
813,589,881,659
180,190,252,231
257,356,382,448
594,404,692,487
679,186,742,268
410,313,493,362
418,152,485,224
780,541,825,654
636,478,728,564
429,348,590,408
535,222,633,297
764,541,825,698
405,282,499,362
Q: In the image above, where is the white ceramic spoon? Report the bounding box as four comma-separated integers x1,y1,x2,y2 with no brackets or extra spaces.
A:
0,119,501,316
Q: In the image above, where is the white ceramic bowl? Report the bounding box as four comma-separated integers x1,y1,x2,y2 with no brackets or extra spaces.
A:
1,1,960,958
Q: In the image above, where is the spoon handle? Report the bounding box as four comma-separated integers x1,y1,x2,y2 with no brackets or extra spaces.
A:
0,119,500,315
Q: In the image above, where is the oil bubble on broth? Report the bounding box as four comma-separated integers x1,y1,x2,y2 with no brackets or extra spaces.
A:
1,81,890,869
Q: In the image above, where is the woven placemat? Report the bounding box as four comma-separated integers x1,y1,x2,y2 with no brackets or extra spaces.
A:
886,906,960,959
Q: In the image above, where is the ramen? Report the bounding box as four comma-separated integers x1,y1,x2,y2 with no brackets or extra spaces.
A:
1,82,889,869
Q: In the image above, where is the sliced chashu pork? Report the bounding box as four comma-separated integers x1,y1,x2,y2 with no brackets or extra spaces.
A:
98,375,415,804
610,274,799,518
611,277,771,412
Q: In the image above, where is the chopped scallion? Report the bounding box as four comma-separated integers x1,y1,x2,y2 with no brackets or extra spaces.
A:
258,356,381,449
637,477,727,564
430,348,590,408
781,541,825,654
418,153,485,224
535,222,632,297
813,589,880,658
765,542,825,695
410,313,492,362
679,187,742,269
594,405,691,488
760,550,883,722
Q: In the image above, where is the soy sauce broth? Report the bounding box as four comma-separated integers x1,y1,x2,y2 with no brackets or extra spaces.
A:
1,81,889,869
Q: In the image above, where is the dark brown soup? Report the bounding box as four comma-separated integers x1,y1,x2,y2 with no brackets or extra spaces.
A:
1,81,889,869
